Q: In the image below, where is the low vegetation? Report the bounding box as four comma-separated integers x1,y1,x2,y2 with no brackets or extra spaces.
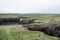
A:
0,14,60,40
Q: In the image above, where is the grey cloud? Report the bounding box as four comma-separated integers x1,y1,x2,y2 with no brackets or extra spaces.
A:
0,0,60,14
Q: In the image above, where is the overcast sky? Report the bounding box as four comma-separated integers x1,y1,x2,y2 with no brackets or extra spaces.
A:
0,0,60,14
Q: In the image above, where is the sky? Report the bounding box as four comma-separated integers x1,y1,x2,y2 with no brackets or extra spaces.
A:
0,0,60,14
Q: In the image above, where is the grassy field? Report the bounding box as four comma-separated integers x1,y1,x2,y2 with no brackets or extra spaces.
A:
0,14,60,40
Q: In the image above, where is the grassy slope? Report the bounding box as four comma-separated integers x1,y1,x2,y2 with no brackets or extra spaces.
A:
0,24,59,40
0,14,60,40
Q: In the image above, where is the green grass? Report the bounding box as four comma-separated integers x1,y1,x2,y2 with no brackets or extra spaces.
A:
0,14,60,40
0,30,7,40
0,24,60,40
